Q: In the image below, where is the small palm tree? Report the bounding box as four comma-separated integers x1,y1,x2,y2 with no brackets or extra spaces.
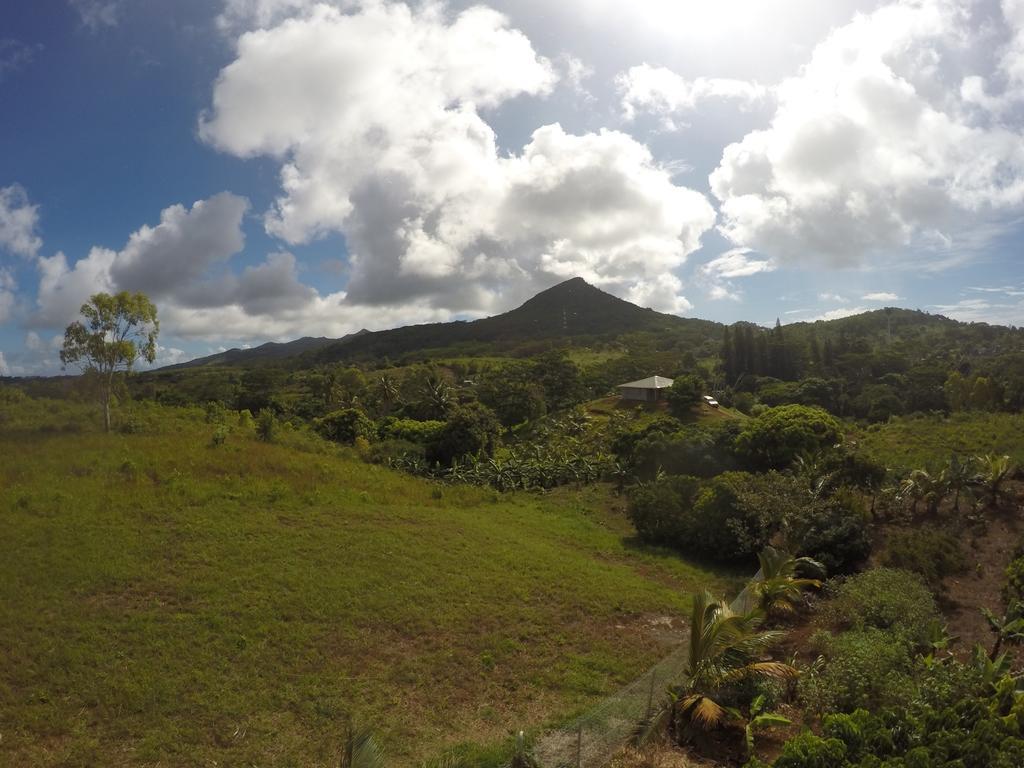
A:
752,546,825,620
941,454,976,514
898,469,948,516
975,454,1016,508
635,591,797,744
339,724,385,768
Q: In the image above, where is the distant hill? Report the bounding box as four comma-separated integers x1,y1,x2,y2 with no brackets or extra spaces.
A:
162,278,721,370
160,332,366,371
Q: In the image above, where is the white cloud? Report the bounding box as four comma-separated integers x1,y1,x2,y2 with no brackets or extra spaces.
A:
200,1,715,316
699,248,775,279
807,305,872,321
0,351,8,376
0,268,15,323
696,247,774,302
68,0,123,30
931,297,1024,326
862,291,902,300
818,292,848,302
710,0,1024,268
0,184,42,259
617,63,769,127
108,192,249,302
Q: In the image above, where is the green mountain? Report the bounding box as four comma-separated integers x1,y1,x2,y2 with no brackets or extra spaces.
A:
163,278,720,369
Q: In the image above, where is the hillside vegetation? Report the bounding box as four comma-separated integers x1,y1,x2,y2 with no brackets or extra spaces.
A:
0,399,735,767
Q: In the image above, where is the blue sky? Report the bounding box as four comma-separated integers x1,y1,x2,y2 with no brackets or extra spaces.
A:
1,0,1023,374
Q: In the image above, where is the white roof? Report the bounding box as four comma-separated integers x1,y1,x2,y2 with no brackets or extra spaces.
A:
618,376,674,389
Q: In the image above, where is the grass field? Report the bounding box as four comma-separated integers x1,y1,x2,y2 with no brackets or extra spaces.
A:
0,399,736,767
854,411,1024,472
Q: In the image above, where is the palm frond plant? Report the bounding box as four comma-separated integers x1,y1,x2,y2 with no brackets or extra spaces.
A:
974,454,1016,509
752,546,825,620
637,591,798,748
339,723,385,768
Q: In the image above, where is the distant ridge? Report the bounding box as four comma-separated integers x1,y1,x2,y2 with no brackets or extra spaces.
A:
159,277,715,370
158,330,367,371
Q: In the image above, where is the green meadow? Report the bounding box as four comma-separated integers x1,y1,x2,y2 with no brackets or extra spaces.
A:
855,411,1024,471
0,400,734,767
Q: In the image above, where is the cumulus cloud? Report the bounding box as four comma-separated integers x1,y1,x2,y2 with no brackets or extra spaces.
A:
200,1,715,315
0,350,8,376
696,247,774,302
108,192,249,302
0,184,42,259
0,268,16,323
33,193,256,330
862,291,902,300
31,193,252,330
710,0,1024,268
617,63,769,127
818,292,848,302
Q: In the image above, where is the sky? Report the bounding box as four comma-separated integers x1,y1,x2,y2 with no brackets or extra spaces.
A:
2,0,1024,374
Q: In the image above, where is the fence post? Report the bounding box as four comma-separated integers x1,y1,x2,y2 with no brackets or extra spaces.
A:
575,725,582,768
645,671,656,721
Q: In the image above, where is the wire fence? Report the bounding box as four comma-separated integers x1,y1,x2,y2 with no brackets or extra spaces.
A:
533,572,763,768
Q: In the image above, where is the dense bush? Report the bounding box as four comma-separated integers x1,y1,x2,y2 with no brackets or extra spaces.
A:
783,488,871,574
627,471,800,561
799,628,914,714
377,417,445,444
366,438,424,465
426,402,501,466
819,568,939,643
627,475,702,545
631,424,736,479
255,408,276,442
665,374,704,418
314,408,375,444
882,527,966,588
734,405,842,470
768,661,1024,767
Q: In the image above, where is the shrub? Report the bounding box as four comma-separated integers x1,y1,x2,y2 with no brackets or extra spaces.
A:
314,408,374,444
1005,555,1024,608
691,471,797,560
631,424,734,479
627,471,799,560
367,438,424,465
734,405,842,470
377,417,445,444
783,488,871,574
210,426,229,447
799,629,914,714
256,409,276,442
665,374,704,418
238,409,254,429
883,528,966,588
627,475,702,545
819,568,939,643
772,731,847,768
426,402,501,467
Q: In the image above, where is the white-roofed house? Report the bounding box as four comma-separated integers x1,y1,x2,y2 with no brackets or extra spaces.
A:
617,375,674,403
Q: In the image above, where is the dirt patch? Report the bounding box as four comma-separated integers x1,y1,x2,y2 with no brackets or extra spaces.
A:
941,502,1024,662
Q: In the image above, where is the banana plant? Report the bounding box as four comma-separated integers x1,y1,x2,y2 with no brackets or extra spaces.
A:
743,694,791,759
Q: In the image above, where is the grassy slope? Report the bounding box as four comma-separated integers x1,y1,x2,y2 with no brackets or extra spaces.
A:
0,402,734,768
855,412,1024,471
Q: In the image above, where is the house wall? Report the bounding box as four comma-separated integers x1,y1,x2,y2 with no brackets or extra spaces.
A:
620,387,663,402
